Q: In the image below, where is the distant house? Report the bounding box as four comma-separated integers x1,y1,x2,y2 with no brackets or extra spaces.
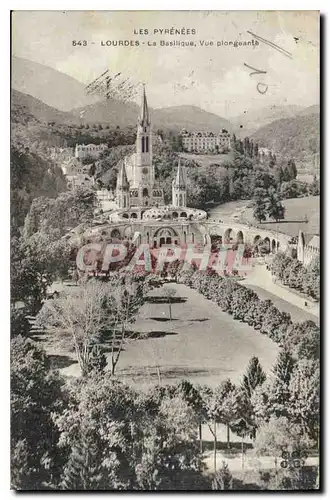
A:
47,146,74,162
66,173,94,190
61,157,94,189
179,129,231,153
75,143,108,159
297,230,320,266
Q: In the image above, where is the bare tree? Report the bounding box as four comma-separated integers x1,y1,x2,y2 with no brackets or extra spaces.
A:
163,287,176,321
35,274,151,376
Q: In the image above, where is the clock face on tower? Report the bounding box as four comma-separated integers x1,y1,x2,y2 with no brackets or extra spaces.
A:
142,167,149,175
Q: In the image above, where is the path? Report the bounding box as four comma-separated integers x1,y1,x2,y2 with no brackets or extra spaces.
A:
242,265,319,322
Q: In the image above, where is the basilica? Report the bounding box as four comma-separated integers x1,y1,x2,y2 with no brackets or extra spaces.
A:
87,86,210,248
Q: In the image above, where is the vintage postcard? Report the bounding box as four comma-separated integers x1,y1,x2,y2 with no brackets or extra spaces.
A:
11,10,320,491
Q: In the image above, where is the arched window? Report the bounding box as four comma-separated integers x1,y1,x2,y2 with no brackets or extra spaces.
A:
146,136,149,153
143,188,148,198
179,194,183,206
142,137,145,153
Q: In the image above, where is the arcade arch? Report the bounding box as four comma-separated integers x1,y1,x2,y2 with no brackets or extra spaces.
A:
236,230,244,243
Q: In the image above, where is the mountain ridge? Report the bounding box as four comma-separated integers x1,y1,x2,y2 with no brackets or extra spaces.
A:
12,56,101,111
251,112,320,163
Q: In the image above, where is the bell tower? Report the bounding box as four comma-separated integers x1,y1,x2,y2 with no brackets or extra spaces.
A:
134,85,154,188
172,159,187,207
116,162,130,209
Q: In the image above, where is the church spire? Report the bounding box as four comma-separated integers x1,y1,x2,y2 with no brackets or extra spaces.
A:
175,158,186,188
117,161,129,189
172,158,187,207
139,84,150,125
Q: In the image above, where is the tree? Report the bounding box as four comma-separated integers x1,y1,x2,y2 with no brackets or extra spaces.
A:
35,275,151,376
309,175,320,196
163,287,176,321
288,359,320,442
212,462,233,490
284,321,319,361
11,233,70,315
267,188,285,222
253,416,313,490
252,348,296,423
57,376,204,490
11,336,66,490
241,356,266,400
252,188,267,223
89,162,96,177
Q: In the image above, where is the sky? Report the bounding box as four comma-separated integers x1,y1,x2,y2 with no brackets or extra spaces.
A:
12,10,319,117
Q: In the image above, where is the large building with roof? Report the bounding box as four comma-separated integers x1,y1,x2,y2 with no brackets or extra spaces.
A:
75,143,108,159
297,230,320,267
180,129,231,153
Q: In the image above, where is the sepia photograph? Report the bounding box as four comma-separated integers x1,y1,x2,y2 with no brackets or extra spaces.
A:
10,10,320,491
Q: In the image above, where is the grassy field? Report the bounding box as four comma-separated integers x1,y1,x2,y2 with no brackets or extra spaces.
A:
208,196,319,237
242,196,320,237
180,151,235,167
59,283,279,387
297,173,319,184
208,200,252,222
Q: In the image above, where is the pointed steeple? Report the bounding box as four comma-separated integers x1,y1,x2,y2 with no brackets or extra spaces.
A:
117,161,129,189
139,84,150,126
175,159,186,188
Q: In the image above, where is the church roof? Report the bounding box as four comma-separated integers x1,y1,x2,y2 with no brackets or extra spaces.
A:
306,235,320,249
139,85,150,125
117,161,129,189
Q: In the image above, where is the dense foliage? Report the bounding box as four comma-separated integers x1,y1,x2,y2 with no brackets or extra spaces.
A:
177,267,319,358
251,113,319,164
11,336,66,490
270,252,320,301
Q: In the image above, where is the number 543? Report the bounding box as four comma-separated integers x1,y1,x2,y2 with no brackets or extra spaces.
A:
72,40,87,46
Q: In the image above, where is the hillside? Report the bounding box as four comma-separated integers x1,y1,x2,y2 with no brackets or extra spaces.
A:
12,56,100,111
152,105,232,132
243,196,320,237
11,89,79,125
73,100,232,132
298,104,320,116
231,104,304,136
251,113,320,163
72,98,140,127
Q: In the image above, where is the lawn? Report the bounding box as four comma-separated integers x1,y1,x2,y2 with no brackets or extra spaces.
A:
242,196,320,238
179,151,235,167
59,283,279,388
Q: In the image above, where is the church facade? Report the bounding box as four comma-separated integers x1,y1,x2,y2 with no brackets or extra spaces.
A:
116,86,164,209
